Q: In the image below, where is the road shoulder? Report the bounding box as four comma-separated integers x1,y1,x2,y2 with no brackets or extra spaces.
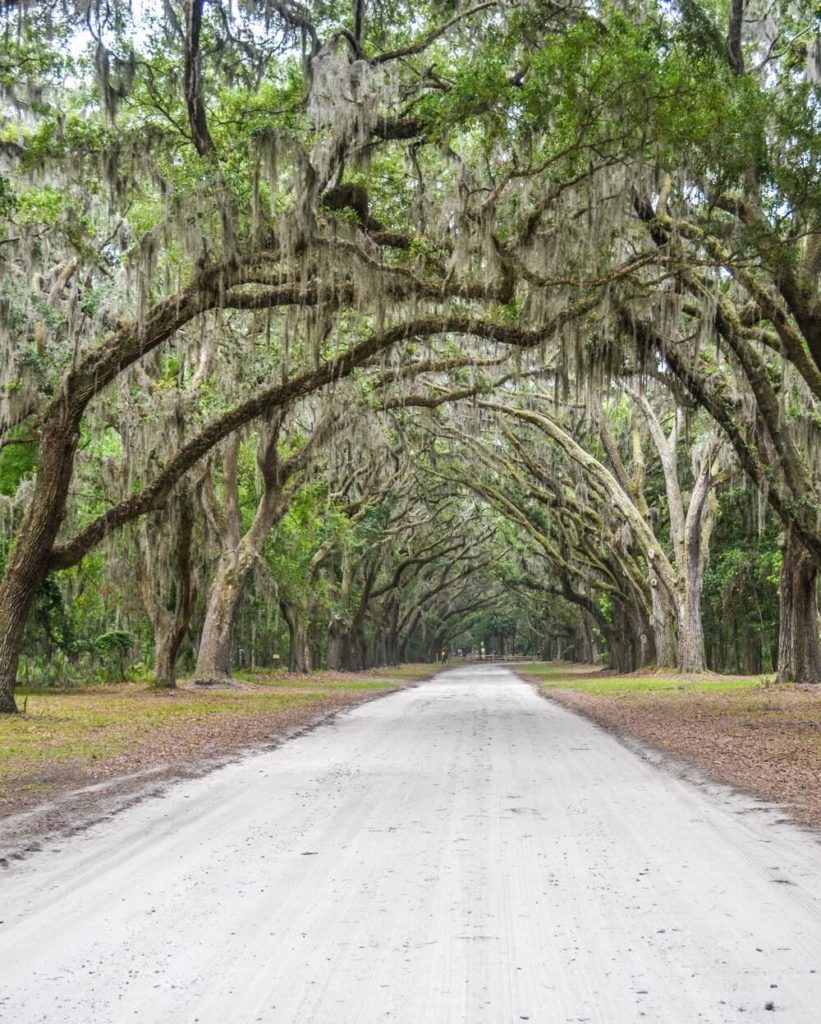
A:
516,662,821,833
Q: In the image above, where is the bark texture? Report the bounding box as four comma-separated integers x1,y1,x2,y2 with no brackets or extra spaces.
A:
138,490,197,689
282,600,312,673
0,407,82,711
777,529,821,684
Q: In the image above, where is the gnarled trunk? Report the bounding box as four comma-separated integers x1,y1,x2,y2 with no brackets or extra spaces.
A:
678,547,707,674
609,601,638,672
350,627,367,670
331,626,368,671
397,604,421,665
384,599,401,665
282,600,312,673
676,455,717,674
195,419,293,682
579,614,598,665
154,627,186,689
0,578,39,713
371,631,387,667
0,408,82,713
327,615,352,671
195,563,245,682
381,619,399,667
678,592,706,674
140,492,197,689
777,529,821,683
649,581,678,669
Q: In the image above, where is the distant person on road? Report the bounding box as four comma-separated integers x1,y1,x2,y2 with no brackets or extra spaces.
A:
440,647,448,664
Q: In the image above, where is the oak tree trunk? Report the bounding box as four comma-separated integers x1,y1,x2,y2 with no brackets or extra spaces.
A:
195,566,244,682
282,601,312,673
577,616,597,664
140,492,197,689
678,575,707,674
676,463,715,674
327,615,348,670
195,424,290,683
650,582,678,669
777,529,821,683
154,626,186,689
0,408,82,713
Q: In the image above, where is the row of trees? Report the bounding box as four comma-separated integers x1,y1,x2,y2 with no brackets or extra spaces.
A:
3,368,782,683
0,0,818,710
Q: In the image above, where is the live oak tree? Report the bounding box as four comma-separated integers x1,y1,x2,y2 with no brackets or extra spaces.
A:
0,0,818,707
193,402,338,684
0,0,586,709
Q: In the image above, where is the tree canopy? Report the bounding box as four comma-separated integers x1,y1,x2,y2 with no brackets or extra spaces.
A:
0,0,818,709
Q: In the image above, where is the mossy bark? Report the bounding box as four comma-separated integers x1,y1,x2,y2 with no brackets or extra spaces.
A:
777,529,821,684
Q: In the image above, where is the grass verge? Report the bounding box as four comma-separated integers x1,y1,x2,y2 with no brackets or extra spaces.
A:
0,664,440,842
518,661,766,693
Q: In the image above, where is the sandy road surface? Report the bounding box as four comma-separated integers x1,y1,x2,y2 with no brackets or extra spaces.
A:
2,666,821,1023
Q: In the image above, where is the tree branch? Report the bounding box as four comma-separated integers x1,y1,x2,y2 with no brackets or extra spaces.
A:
371,1,499,65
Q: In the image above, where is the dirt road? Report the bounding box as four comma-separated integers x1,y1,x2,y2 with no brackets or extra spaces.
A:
2,665,821,1023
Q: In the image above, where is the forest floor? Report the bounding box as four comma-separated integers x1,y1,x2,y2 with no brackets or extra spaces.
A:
0,664,439,861
517,662,821,831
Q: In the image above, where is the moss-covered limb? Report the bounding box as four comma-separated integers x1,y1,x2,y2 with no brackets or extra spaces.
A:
394,554,495,645
369,533,474,603
628,311,821,568
589,395,650,520
441,438,647,646
47,307,598,572
428,586,505,650
370,1,501,66
371,354,508,389
493,425,651,611
641,202,821,402
477,400,678,666
479,400,681,602
706,196,821,378
633,202,821,530
708,243,821,400
707,293,815,501
624,388,685,567
454,471,571,576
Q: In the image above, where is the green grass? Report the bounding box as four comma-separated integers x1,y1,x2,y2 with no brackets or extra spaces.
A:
0,684,358,781
0,688,323,774
374,663,441,679
517,663,587,679
234,663,440,687
0,665,439,787
325,679,403,690
236,674,397,691
517,663,769,695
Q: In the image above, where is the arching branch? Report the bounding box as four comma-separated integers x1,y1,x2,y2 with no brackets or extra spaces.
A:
371,1,500,65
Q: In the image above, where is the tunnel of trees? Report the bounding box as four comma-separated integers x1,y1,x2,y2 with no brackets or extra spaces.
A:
0,0,818,711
